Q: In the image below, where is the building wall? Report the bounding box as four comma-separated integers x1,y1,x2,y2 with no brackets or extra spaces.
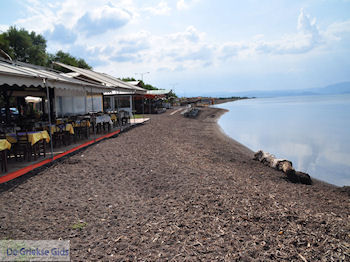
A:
55,88,103,116
104,95,133,116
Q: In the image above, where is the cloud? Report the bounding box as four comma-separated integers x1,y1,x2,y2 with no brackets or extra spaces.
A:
297,8,321,43
176,0,200,11
0,24,9,33
44,24,77,44
218,9,325,60
144,1,171,16
219,42,249,60
110,53,143,63
169,26,204,43
324,19,350,43
253,9,323,55
76,4,132,36
173,45,214,62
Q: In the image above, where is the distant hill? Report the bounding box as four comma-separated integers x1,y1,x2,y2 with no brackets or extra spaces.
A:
209,81,350,98
315,82,350,95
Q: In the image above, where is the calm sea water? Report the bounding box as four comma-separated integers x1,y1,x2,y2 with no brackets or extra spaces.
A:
217,94,350,187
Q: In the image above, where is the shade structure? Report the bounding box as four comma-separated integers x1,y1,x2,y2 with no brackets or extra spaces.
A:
54,62,147,94
0,59,112,93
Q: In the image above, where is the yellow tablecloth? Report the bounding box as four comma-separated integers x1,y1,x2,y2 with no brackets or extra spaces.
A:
110,114,117,121
49,124,75,135
0,139,11,151
30,131,50,145
56,119,65,125
6,131,50,146
73,121,91,128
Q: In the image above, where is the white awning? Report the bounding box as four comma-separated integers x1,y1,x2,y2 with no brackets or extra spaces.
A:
0,59,111,94
54,62,147,94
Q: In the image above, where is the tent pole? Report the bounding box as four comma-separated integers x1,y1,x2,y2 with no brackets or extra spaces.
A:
44,79,54,160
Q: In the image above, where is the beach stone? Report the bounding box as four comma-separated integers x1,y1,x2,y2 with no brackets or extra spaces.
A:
287,170,312,185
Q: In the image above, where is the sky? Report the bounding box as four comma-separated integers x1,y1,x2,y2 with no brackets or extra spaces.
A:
1,0,350,96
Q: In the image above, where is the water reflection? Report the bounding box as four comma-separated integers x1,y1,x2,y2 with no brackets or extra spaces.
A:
217,95,350,186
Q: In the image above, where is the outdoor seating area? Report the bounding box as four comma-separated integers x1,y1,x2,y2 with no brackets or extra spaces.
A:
0,58,153,178
0,111,135,174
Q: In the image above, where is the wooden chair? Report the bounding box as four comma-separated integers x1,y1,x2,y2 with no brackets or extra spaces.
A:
0,133,8,172
74,120,89,141
14,131,31,161
34,136,46,159
53,129,65,147
0,149,8,173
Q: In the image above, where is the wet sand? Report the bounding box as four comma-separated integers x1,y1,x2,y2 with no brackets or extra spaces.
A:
0,107,349,261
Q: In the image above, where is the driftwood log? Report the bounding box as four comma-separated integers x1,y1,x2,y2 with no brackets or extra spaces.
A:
254,150,312,185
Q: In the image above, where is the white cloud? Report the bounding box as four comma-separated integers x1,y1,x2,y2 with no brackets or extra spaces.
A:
144,1,171,16
169,26,204,43
219,42,249,60
6,1,350,83
44,24,77,44
218,9,325,60
176,0,200,11
256,9,322,55
324,19,350,42
0,25,9,33
76,4,133,36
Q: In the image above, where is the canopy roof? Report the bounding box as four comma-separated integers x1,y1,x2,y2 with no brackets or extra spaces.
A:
142,90,173,99
0,59,111,94
147,89,172,95
127,81,141,86
54,62,147,94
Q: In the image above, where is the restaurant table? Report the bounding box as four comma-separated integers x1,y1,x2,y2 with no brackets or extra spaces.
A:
95,115,113,125
6,131,50,146
110,114,117,121
72,120,91,128
0,139,10,172
47,124,75,135
0,139,11,151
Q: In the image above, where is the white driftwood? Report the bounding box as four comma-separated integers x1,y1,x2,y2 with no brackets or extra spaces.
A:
254,150,293,171
253,150,312,185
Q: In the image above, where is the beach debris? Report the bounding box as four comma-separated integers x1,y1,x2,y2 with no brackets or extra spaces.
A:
184,108,200,118
253,150,312,185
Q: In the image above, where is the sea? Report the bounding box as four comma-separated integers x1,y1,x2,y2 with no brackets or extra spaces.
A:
216,94,350,187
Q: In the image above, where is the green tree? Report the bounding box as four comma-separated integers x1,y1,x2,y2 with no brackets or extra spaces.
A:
122,78,158,90
49,50,92,72
0,26,47,65
121,77,136,82
0,27,92,70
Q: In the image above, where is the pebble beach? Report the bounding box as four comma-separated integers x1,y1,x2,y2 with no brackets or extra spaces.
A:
0,107,349,261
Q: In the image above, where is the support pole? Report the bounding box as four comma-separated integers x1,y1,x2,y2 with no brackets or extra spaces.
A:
132,92,135,124
44,79,54,160
117,96,120,127
91,87,96,142
142,95,144,120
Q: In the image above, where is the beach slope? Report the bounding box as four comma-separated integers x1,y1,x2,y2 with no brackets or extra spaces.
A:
0,107,348,261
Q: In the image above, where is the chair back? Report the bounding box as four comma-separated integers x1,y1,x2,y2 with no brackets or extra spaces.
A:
16,131,29,145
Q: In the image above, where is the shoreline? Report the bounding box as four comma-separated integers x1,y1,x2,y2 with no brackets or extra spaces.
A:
0,107,349,261
212,102,348,189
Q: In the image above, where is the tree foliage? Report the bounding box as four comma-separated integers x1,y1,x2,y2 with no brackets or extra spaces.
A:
121,77,136,82
122,78,158,90
48,50,92,73
0,26,91,70
0,26,47,65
